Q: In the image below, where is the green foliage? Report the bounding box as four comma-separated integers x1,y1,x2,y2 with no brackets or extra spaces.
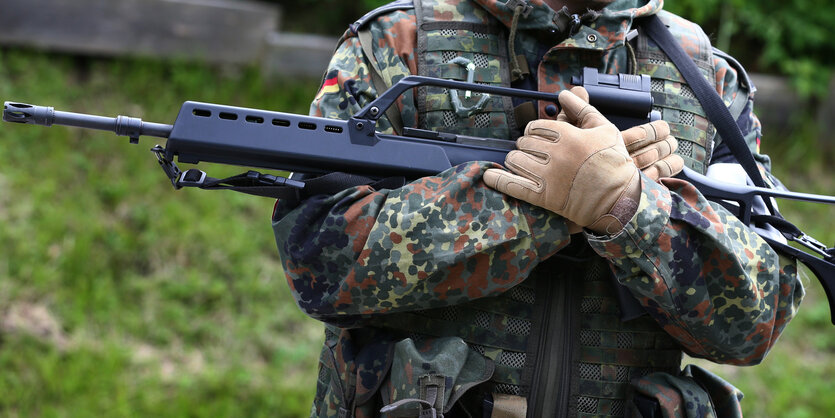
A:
267,0,372,35
665,0,835,98
363,0,391,9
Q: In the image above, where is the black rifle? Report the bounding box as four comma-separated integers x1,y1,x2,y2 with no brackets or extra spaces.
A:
5,68,835,323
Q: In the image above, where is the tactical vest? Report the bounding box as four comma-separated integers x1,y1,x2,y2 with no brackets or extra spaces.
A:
410,4,718,175
413,0,521,140
337,1,729,416
634,11,717,174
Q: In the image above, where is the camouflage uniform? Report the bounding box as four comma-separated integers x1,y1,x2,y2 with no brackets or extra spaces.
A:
273,0,804,416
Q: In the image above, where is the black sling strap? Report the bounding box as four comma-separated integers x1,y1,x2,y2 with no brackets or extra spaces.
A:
179,169,405,200
641,15,777,216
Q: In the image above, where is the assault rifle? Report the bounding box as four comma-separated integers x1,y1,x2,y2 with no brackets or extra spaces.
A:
5,68,835,323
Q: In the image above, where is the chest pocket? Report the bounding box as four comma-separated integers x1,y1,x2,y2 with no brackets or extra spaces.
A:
415,0,519,140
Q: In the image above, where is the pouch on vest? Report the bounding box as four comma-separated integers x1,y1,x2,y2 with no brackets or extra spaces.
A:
312,326,396,418
379,337,495,417
628,364,743,418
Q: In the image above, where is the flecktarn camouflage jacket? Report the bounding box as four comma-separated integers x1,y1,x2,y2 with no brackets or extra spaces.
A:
273,0,804,416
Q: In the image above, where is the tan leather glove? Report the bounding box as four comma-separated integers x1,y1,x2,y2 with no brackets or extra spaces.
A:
622,121,684,181
560,87,684,182
484,89,641,235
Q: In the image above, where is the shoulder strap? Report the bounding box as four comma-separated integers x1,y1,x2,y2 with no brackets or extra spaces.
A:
641,15,776,215
358,28,406,135
350,0,415,35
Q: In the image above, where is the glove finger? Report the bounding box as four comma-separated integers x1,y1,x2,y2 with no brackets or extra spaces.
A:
630,136,678,169
557,86,590,122
622,120,671,151
517,134,560,150
643,154,685,181
570,86,590,102
484,168,544,201
524,119,573,139
621,125,654,150
556,87,589,123
558,89,607,128
505,149,548,179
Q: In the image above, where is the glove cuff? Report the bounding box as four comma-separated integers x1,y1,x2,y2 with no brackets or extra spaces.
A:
586,171,641,235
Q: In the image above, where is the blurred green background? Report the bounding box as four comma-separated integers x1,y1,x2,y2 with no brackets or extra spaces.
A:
1,0,834,417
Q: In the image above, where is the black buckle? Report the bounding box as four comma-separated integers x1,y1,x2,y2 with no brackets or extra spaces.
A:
245,170,305,189
178,169,208,187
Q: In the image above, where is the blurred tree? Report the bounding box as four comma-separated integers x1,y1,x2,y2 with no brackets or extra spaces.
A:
267,0,370,36
665,0,835,99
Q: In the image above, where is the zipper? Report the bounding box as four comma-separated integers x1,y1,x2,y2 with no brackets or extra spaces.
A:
526,257,581,417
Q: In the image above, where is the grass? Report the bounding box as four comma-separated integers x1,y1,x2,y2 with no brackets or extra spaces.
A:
0,48,833,416
0,49,323,417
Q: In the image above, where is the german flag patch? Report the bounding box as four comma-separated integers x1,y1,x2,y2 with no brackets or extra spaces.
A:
315,70,341,101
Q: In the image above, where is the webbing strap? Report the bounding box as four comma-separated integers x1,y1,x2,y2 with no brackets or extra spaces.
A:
641,15,776,215
178,168,405,200
358,28,406,135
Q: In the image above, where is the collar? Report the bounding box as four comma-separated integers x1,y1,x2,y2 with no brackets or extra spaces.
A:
472,0,663,48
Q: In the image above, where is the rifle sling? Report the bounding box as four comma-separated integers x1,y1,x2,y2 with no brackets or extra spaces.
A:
358,28,406,135
179,168,405,201
641,15,777,216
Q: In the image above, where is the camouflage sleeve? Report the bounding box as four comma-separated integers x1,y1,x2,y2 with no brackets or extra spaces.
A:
272,161,570,324
275,16,570,325
587,175,802,365
587,55,804,366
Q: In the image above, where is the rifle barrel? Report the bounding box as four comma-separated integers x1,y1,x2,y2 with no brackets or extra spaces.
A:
3,101,172,139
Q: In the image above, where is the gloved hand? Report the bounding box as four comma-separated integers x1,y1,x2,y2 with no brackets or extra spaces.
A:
622,121,684,181
484,89,641,235
560,87,684,182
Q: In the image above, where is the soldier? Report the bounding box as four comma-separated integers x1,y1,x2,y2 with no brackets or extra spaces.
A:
272,0,804,416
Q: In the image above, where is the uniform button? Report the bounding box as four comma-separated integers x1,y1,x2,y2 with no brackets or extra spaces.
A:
587,33,598,43
544,104,558,117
